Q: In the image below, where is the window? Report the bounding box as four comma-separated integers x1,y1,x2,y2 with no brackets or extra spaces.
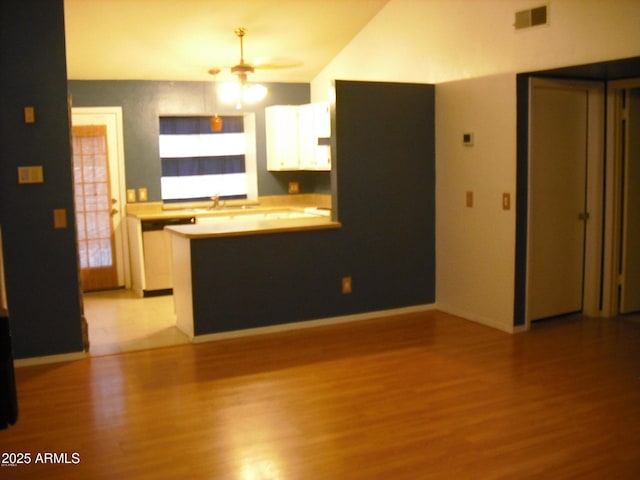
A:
159,115,257,203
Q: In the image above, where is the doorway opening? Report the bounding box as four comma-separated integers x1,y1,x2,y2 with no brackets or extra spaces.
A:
525,78,605,327
71,108,189,355
71,107,129,289
523,75,640,329
71,107,180,355
607,79,640,316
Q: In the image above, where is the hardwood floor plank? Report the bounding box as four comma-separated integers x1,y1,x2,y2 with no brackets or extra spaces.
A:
1,311,640,478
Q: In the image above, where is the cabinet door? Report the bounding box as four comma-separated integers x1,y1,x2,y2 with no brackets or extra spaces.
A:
311,102,331,170
266,105,300,171
297,103,317,169
314,101,331,138
313,145,331,170
299,103,331,171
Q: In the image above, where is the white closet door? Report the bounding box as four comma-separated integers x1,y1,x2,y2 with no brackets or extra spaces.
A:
528,83,588,321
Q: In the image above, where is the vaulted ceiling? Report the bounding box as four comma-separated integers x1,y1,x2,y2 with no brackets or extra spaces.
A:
64,0,390,83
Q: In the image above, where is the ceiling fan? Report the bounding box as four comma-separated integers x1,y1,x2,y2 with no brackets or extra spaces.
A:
207,27,301,84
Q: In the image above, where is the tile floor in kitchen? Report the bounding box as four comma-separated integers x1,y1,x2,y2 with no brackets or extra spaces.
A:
83,289,190,356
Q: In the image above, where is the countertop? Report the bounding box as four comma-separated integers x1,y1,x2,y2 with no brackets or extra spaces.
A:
126,194,333,222
166,215,341,239
127,206,261,222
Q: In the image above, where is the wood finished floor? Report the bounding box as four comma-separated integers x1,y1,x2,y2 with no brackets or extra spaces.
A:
2,310,640,479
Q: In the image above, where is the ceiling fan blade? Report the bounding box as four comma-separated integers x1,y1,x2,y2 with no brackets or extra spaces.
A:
207,28,302,79
253,57,303,70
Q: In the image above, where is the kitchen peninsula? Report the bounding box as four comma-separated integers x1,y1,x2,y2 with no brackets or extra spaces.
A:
122,80,435,352
126,194,334,296
163,203,340,339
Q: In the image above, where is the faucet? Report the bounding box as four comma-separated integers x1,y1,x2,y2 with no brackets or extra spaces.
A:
211,194,220,209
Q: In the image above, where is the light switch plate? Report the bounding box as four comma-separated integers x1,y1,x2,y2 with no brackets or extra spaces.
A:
466,191,474,208
127,189,136,203
17,165,44,184
138,187,148,202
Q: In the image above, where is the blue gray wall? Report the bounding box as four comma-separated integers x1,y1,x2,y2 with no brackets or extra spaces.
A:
68,80,331,199
1,0,84,358
190,80,436,335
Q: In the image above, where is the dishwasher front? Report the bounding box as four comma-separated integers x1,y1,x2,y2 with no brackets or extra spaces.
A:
140,217,195,296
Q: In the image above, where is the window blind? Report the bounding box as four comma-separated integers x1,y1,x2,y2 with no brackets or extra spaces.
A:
159,116,247,201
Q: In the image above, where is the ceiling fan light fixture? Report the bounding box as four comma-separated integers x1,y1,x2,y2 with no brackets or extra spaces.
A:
208,27,294,108
243,83,268,103
218,82,267,108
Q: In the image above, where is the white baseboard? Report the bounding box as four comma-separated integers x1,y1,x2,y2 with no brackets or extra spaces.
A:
193,303,437,344
14,351,87,368
433,303,520,334
12,303,523,364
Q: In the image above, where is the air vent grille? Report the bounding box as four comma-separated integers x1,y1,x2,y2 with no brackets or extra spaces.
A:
514,5,548,30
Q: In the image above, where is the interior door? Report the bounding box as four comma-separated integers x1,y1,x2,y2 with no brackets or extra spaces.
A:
527,81,590,321
620,88,640,313
71,108,127,291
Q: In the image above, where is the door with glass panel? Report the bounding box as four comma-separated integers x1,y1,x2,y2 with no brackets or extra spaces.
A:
71,124,119,291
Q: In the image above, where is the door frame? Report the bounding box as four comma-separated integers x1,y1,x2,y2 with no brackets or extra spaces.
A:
71,107,130,289
605,78,640,315
525,78,605,328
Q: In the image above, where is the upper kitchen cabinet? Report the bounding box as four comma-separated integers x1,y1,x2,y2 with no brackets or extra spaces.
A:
266,102,331,171
298,102,331,171
265,105,300,171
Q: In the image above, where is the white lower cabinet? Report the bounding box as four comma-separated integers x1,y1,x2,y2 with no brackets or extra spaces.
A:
127,216,194,296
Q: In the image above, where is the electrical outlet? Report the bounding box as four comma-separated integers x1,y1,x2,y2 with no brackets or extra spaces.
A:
341,276,352,295
502,192,511,210
127,189,136,203
24,106,36,124
138,187,148,202
53,208,67,229
288,181,300,194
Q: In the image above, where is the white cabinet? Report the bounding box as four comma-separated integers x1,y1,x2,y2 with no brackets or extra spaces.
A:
313,101,331,138
265,105,300,171
298,102,332,171
266,102,331,171
127,216,194,296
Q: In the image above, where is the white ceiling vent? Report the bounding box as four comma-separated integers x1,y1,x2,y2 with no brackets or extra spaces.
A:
514,5,548,30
